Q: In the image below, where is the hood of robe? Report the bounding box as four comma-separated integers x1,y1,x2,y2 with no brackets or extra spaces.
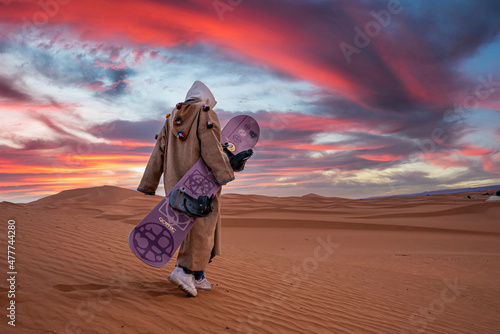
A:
170,81,217,141
184,81,217,108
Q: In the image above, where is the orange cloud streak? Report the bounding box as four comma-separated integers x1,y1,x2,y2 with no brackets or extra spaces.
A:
0,0,359,101
357,154,403,161
259,141,386,152
459,146,494,157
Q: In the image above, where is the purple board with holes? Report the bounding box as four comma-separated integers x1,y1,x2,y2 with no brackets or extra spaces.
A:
129,115,260,267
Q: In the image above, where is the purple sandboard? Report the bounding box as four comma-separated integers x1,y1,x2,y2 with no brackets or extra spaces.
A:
129,115,259,267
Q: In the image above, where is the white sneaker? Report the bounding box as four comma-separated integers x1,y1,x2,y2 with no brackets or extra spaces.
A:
168,267,197,297
195,277,212,291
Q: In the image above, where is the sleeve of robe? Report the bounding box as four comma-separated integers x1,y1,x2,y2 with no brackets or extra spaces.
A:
137,122,168,195
197,109,235,185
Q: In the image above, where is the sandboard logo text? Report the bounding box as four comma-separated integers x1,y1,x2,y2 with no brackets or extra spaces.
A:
159,217,176,232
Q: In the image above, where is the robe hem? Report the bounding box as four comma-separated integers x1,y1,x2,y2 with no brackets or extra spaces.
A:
137,187,155,196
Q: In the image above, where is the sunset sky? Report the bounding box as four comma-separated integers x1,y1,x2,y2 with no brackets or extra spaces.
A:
1,0,499,202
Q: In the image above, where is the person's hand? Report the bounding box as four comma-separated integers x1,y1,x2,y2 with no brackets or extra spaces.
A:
222,143,254,172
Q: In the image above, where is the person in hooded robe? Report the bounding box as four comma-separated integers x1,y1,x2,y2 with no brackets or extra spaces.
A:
137,81,235,297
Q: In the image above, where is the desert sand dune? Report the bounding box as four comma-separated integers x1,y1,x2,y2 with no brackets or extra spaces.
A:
0,186,499,333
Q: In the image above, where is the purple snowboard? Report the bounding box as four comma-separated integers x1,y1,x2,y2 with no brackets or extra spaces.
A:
129,115,260,267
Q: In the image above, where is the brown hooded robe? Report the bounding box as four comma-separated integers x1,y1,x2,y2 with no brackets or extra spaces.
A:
137,82,234,271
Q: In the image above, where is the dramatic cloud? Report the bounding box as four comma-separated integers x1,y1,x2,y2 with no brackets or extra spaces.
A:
0,0,499,201
0,75,32,101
